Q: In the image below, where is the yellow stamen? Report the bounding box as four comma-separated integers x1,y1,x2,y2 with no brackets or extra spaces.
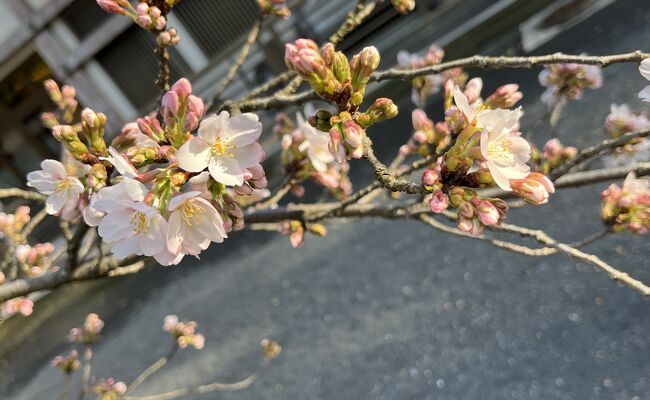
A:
55,180,72,192
181,202,205,226
129,211,150,234
212,138,234,157
488,139,514,164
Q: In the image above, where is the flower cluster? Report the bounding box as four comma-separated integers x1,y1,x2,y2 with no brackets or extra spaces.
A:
28,78,267,266
538,62,603,105
601,104,650,167
601,173,650,235
391,0,416,14
405,77,554,235
90,378,127,400
530,138,577,175
397,44,466,106
163,315,205,349
51,350,81,374
69,313,104,344
257,0,290,19
97,0,179,46
274,108,352,199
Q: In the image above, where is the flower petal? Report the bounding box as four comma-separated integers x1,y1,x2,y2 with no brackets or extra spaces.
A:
208,157,244,186
231,142,264,169
639,85,650,102
177,137,211,173
223,113,262,146
197,112,229,143
640,59,650,81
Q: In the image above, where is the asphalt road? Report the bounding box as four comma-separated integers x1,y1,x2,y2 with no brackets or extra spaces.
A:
2,0,650,399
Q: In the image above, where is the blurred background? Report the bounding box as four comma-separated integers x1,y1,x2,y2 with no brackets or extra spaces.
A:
1,0,649,399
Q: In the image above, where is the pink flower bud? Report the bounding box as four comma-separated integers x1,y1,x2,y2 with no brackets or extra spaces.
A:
422,169,439,186
172,78,192,99
464,77,483,104
412,109,433,132
96,0,126,15
472,199,500,226
511,172,555,205
343,120,363,148
15,244,30,263
161,91,179,119
428,190,449,213
187,95,205,117
486,84,523,108
81,108,98,128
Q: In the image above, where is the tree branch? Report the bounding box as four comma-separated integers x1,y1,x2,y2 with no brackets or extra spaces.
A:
372,50,650,82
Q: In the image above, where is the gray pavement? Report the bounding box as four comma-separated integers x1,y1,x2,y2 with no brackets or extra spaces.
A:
2,0,650,399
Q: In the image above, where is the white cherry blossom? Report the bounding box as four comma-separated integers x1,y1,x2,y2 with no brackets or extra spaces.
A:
296,113,333,172
478,108,530,190
27,159,84,216
176,111,264,186
166,191,227,259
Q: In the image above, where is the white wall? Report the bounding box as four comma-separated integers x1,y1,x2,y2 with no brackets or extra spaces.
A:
0,3,20,45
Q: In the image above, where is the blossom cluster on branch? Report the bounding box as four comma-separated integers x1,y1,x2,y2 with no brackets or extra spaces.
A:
0,0,649,371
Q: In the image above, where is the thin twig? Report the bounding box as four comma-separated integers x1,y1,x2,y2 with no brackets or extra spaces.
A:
209,18,263,110
124,357,271,400
128,344,178,394
0,188,45,201
372,50,650,82
550,128,650,179
497,222,650,296
77,347,93,400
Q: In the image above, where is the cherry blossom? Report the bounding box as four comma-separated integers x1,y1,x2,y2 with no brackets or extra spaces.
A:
176,111,264,186
93,178,176,264
167,191,227,259
296,114,334,172
27,160,84,217
476,108,530,190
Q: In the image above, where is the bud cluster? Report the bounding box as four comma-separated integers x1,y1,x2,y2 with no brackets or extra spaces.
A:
601,104,650,167
531,138,577,175
96,1,179,47
539,63,603,105
285,40,381,110
0,206,31,240
163,315,205,349
1,297,34,318
15,242,55,277
448,188,508,235
279,220,327,248
400,109,451,157
90,378,127,400
42,79,78,126
51,350,82,374
601,173,650,235
257,0,291,19
69,313,104,344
